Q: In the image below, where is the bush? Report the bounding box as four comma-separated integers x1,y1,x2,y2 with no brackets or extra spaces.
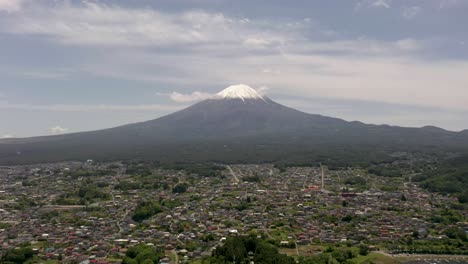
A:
172,183,189,194
458,193,468,203
242,175,261,183
445,227,467,241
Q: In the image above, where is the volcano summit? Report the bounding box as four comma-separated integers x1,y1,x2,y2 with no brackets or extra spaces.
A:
215,84,266,101
1,85,467,165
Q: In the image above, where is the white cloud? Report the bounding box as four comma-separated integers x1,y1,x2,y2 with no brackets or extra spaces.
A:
0,0,22,13
150,52,468,111
0,2,294,48
0,2,420,57
169,91,213,103
302,38,420,54
355,0,391,11
1,1,467,121
70,34,468,112
395,38,422,51
12,70,70,80
402,6,422,19
243,37,279,49
371,0,391,8
1,134,13,138
49,125,68,135
437,0,467,9
257,86,270,96
158,88,269,103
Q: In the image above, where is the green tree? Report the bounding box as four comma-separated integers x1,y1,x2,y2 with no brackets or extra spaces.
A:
1,247,34,264
359,244,370,256
132,200,163,222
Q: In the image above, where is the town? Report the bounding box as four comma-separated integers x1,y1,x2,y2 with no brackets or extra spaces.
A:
0,160,466,263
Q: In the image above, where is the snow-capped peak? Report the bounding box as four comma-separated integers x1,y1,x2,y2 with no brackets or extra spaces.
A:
215,84,265,101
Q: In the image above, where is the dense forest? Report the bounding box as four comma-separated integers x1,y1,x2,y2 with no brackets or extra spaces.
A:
412,154,468,202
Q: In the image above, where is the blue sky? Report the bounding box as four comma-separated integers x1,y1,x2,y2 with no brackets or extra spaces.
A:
1,0,467,137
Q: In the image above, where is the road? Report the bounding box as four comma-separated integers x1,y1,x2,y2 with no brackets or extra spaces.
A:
171,250,179,264
110,167,127,234
117,209,128,234
226,165,240,184
261,206,273,240
261,224,273,240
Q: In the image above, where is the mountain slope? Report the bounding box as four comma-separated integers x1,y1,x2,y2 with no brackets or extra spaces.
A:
1,85,468,165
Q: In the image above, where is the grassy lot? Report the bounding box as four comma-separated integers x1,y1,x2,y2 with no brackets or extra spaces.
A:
353,253,400,264
279,245,323,257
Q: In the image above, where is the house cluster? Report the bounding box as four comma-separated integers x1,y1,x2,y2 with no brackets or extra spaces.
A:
0,162,466,263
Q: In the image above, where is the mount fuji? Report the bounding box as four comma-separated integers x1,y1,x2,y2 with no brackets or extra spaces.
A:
1,85,468,165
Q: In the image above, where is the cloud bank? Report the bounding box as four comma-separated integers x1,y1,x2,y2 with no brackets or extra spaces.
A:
1,1,294,49
0,1,466,112
0,0,22,13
